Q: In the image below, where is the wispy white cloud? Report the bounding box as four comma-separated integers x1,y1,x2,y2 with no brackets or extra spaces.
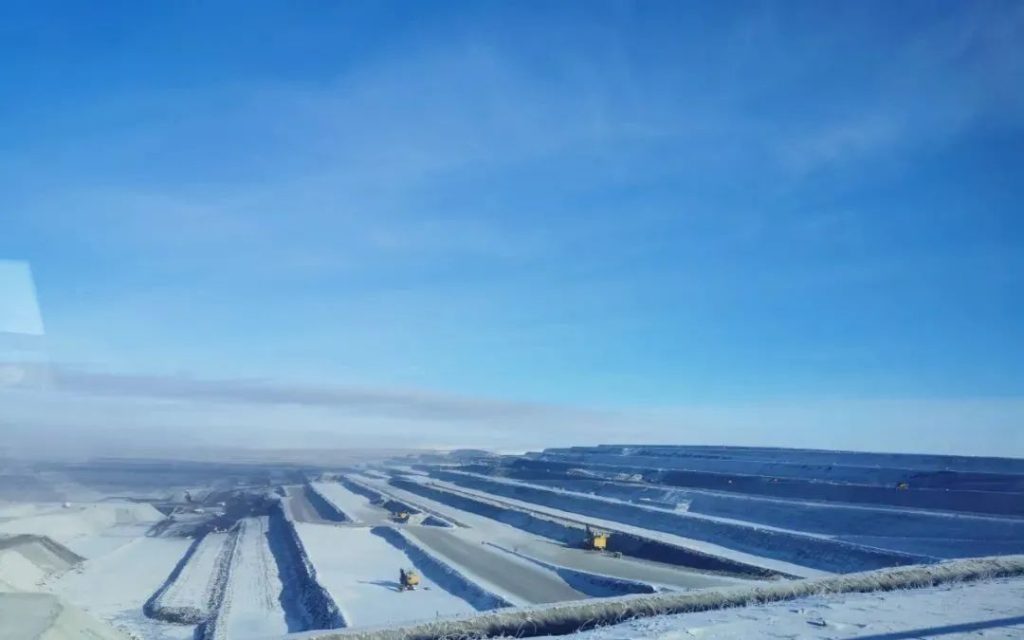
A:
1,363,1021,459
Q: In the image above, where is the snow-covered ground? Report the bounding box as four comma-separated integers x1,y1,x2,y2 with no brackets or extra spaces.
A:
213,517,292,639
295,522,477,627
0,592,131,640
45,535,193,639
539,576,1024,639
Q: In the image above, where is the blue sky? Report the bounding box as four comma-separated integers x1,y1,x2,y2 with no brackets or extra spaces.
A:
1,1,1022,454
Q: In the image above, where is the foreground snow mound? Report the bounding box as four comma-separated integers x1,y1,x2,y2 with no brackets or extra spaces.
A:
537,575,1024,640
0,592,131,640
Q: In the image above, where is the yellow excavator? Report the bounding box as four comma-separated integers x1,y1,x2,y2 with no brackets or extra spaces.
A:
584,526,609,551
399,568,420,591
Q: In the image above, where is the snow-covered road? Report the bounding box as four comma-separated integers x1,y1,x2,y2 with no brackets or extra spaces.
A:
406,525,585,604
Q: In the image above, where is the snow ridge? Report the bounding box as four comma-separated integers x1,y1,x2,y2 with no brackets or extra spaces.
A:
145,530,235,625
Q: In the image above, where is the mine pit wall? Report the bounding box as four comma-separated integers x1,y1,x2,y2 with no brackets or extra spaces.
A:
303,554,1024,640
373,526,513,611
476,472,1024,544
306,483,354,522
537,450,1024,492
505,458,1024,517
388,478,779,579
268,500,348,630
544,445,1024,476
428,471,933,573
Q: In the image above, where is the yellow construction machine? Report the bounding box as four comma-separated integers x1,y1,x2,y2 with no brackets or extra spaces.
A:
399,568,420,590
390,511,411,523
584,527,609,551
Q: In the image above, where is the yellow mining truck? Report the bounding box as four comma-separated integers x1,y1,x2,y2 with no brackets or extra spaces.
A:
399,568,420,590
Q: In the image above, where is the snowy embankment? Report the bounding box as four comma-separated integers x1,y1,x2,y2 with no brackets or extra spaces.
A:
306,483,355,522
428,471,932,573
341,476,422,517
390,478,790,578
145,531,235,624
300,554,1024,640
373,526,513,610
294,522,478,628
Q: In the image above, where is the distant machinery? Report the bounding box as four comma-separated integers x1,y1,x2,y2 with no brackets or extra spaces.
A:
399,567,420,590
390,511,411,523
